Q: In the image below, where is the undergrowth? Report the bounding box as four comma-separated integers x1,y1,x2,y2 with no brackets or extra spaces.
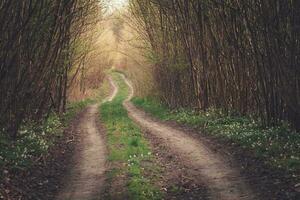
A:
0,100,93,174
132,97,300,174
0,113,63,171
100,73,161,200
0,78,110,175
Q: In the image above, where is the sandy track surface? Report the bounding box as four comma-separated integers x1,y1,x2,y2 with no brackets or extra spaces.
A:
56,76,118,200
121,75,257,200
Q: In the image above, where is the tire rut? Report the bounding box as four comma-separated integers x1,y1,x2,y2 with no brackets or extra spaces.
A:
56,76,118,200
120,74,257,200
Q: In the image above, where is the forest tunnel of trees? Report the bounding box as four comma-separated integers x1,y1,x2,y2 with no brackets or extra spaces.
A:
129,0,300,130
0,0,299,139
0,0,300,199
0,0,103,139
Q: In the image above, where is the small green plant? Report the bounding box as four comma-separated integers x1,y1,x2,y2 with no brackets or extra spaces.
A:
129,137,140,147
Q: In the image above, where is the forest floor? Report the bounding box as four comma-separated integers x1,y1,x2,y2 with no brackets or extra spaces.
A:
4,73,298,200
55,104,107,200
0,77,113,200
55,72,299,200
0,101,105,199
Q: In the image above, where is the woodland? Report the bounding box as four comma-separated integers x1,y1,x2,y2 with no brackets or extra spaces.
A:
0,0,105,139
128,0,300,130
0,0,299,199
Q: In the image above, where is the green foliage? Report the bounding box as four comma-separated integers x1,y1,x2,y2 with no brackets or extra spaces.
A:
129,0,300,130
0,113,62,170
132,97,300,172
63,98,96,123
0,0,103,138
132,97,169,119
0,96,97,174
100,73,161,200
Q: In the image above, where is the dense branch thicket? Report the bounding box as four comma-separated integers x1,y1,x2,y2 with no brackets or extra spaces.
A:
129,0,300,130
0,0,103,138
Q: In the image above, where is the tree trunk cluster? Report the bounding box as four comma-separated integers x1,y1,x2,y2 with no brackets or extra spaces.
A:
129,0,300,130
0,0,102,138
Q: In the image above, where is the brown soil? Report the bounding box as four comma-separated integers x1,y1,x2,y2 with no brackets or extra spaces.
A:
55,105,107,200
56,76,117,200
4,73,297,200
145,129,210,200
0,110,85,200
121,75,257,200
100,163,130,200
121,74,300,200
164,120,300,200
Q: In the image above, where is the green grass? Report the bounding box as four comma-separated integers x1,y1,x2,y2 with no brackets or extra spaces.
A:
100,73,161,200
63,98,96,123
132,97,300,173
0,78,110,173
0,100,94,172
0,113,63,170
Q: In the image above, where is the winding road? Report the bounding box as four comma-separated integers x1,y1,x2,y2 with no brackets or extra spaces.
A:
56,77,118,200
121,74,257,200
56,74,256,200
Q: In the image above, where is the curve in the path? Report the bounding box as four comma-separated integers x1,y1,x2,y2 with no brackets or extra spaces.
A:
56,76,118,200
120,74,256,200
106,76,118,102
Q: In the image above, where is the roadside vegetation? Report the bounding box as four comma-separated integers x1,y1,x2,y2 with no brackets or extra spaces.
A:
0,77,110,199
0,99,91,199
126,0,300,131
100,73,161,200
0,1,111,197
1,74,106,170
0,76,109,170
1,0,299,198
0,0,105,139
114,1,300,196
132,97,300,174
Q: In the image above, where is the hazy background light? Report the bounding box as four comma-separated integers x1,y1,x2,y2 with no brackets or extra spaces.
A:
105,0,128,13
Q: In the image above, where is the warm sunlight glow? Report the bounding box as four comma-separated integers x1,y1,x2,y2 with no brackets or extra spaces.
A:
1,1,298,199
106,0,128,12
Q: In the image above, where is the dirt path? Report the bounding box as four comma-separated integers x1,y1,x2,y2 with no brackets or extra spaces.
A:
106,76,118,102
121,75,257,200
56,77,118,200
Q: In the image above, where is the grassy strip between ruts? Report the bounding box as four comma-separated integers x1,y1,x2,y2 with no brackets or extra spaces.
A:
132,97,300,175
100,73,161,200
